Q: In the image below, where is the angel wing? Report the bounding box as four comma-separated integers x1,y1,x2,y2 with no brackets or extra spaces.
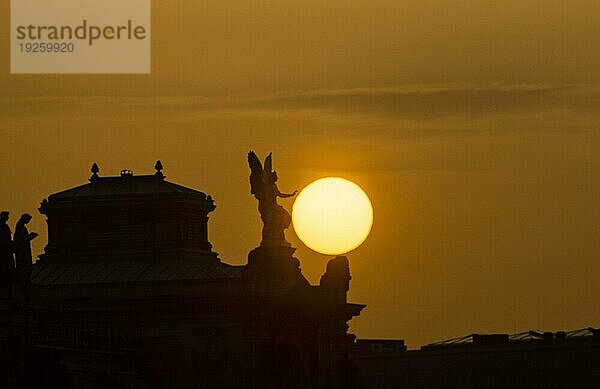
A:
248,151,263,196
263,153,272,183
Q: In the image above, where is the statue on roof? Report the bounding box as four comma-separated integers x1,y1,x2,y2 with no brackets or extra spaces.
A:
14,213,37,285
248,151,297,247
0,211,15,287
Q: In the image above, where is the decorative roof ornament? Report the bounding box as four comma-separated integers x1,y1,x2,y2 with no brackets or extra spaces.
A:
120,169,134,177
90,162,100,182
154,160,165,179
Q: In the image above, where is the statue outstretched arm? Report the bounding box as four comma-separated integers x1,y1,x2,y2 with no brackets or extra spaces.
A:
278,190,298,199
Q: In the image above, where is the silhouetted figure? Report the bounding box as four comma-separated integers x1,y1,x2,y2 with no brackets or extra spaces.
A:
14,213,37,286
248,151,297,247
0,211,15,288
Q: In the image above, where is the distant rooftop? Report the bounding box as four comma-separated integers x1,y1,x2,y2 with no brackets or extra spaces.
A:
423,327,600,349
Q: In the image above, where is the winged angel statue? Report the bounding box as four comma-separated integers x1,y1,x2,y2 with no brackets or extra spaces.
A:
248,151,297,247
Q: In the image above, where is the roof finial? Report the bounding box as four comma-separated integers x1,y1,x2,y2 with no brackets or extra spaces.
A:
155,160,165,178
120,169,134,177
90,162,100,181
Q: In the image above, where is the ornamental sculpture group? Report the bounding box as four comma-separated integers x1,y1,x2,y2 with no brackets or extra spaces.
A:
248,151,297,247
0,211,37,290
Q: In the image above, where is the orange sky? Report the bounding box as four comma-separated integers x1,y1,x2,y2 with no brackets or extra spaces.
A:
1,0,599,348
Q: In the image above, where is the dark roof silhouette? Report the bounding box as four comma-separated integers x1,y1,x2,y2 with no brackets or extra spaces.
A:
32,259,242,285
34,164,224,284
49,173,211,201
422,327,600,349
353,327,600,388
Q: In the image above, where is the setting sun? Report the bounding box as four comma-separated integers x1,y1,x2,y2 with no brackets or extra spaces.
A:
292,177,373,255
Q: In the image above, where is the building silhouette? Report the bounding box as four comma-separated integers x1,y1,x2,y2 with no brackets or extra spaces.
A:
0,163,363,388
1,162,598,388
352,328,600,388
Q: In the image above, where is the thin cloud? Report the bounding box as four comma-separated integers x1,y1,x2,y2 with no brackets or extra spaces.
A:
1,83,597,123
239,84,583,119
